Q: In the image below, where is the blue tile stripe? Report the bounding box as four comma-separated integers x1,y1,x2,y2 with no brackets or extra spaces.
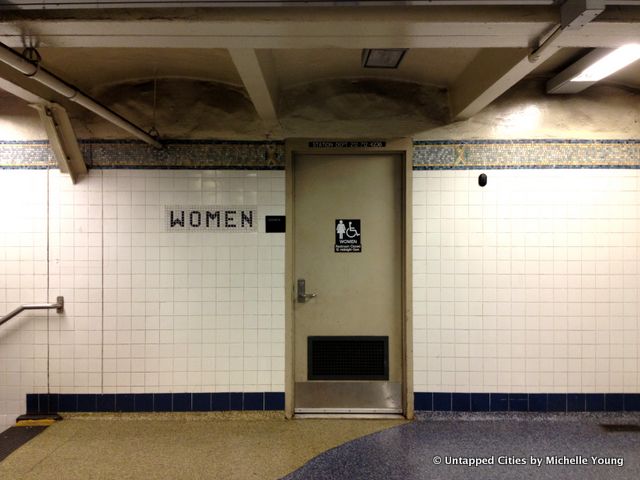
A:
415,393,640,412
26,392,285,414
25,392,640,414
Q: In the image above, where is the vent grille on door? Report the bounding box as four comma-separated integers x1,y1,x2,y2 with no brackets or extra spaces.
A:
308,336,389,380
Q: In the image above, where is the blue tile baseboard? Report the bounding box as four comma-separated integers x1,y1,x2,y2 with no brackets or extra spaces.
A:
414,392,640,413
24,391,640,414
26,392,285,414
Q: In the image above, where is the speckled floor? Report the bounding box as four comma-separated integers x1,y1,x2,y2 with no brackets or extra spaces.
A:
284,412,640,480
3,412,639,480
0,412,404,480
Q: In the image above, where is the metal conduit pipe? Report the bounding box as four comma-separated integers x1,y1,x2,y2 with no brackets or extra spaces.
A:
528,23,564,63
0,42,162,148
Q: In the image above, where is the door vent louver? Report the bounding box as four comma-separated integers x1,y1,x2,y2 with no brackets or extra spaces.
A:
308,336,389,380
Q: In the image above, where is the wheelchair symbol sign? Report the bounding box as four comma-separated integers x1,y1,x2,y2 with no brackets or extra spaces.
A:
335,219,361,252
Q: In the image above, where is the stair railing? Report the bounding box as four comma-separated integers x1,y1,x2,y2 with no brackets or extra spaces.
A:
0,297,64,327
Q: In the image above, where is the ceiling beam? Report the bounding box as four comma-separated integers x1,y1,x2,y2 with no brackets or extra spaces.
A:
0,7,560,49
0,35,547,50
449,0,614,120
560,21,640,48
0,8,636,49
450,47,558,120
229,48,281,134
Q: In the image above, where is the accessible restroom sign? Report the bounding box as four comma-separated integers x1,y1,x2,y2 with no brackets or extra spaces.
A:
335,219,361,252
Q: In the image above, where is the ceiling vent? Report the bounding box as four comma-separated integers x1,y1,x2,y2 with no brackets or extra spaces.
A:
361,49,408,69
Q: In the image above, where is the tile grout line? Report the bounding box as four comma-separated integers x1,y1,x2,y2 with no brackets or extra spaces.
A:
101,171,105,395
46,167,51,401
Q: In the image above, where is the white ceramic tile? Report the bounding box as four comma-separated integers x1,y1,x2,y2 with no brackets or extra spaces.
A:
413,169,640,394
0,169,285,430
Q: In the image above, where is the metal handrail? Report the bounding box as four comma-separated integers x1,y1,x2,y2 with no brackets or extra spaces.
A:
0,296,64,327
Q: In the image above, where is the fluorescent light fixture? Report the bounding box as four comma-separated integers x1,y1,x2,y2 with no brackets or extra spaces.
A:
361,49,408,69
548,44,640,94
571,44,640,82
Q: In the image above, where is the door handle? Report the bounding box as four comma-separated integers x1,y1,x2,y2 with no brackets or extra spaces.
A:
297,279,317,303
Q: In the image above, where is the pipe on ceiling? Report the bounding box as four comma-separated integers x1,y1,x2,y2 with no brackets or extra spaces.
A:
0,42,162,148
528,24,564,63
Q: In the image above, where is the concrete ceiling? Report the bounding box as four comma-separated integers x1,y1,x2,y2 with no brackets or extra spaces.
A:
36,48,243,93
270,48,481,89
0,3,639,141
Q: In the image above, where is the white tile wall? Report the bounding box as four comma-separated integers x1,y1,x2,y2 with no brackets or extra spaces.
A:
4,166,640,430
0,170,49,431
0,168,285,431
413,169,640,394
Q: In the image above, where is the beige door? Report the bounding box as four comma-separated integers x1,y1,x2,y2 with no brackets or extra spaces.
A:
293,154,403,414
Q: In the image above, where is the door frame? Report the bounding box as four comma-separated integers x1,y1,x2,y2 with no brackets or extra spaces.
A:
284,138,413,419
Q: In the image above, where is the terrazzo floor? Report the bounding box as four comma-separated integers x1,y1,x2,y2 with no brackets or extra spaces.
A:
0,412,404,480
1,412,638,479
284,412,640,480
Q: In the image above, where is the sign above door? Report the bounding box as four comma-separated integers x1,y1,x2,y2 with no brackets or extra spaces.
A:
308,141,386,149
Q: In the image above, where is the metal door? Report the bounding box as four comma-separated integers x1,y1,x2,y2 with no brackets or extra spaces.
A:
293,154,403,414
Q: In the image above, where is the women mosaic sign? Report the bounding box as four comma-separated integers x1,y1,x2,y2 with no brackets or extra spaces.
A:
165,205,257,232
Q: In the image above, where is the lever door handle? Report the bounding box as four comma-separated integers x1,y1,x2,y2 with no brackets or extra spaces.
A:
300,293,317,302
297,279,317,303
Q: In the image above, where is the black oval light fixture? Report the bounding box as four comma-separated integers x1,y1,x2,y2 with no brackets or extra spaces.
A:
478,173,487,187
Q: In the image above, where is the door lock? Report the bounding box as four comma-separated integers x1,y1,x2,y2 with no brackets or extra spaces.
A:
297,279,317,303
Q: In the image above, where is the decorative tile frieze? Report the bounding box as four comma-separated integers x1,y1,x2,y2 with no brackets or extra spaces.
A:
413,140,640,169
3,139,640,170
0,140,55,168
1,140,285,169
82,140,285,169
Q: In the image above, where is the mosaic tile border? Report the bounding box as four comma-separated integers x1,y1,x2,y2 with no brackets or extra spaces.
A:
3,139,640,169
27,392,285,413
81,140,285,169
413,139,640,145
413,140,640,169
415,392,640,412
0,140,285,169
0,141,55,168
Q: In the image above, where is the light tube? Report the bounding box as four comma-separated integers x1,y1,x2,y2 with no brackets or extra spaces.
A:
571,44,640,82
